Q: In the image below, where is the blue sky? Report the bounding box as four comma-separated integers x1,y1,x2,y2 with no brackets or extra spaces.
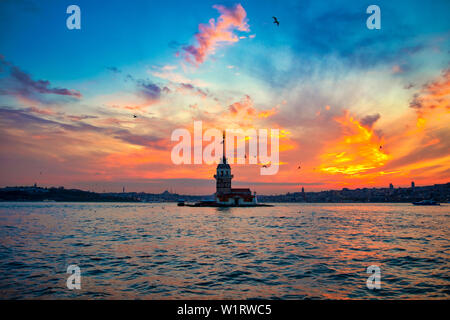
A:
1,0,448,81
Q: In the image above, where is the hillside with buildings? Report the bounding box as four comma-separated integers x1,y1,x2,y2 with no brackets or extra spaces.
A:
257,182,450,203
1,182,449,203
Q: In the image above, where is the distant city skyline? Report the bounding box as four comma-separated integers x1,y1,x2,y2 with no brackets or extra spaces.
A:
0,0,449,194
2,180,445,197
2,181,449,205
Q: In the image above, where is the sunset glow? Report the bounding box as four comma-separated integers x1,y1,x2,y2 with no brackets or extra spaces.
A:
0,0,449,194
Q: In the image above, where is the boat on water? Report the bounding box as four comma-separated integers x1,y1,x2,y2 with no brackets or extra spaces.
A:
412,200,440,206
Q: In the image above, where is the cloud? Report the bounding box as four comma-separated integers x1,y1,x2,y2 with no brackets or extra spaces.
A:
67,114,98,121
181,3,249,65
309,68,449,183
360,113,380,129
409,68,450,112
391,65,403,74
138,81,161,100
113,130,167,150
178,83,209,98
317,111,388,175
149,65,209,87
0,55,82,102
0,106,169,150
123,72,171,105
384,131,450,171
228,95,278,119
232,181,324,187
110,104,149,113
136,80,170,104
106,66,122,73
0,106,60,128
25,106,58,116
378,68,450,174
229,94,252,114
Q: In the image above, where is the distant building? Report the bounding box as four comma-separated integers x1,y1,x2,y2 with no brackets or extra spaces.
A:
411,181,415,189
214,131,257,206
389,183,394,189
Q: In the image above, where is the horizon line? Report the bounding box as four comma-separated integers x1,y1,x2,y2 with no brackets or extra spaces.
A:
2,181,449,197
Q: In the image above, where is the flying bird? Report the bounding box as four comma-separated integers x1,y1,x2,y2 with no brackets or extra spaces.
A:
297,165,301,169
262,162,270,168
133,114,137,118
272,16,279,26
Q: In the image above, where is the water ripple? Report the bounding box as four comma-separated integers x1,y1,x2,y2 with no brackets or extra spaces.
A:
0,202,448,299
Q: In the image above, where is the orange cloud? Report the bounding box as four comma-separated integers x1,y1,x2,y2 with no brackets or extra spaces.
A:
257,107,278,118
229,94,252,114
311,69,449,187
228,95,278,120
410,68,450,125
318,111,388,175
182,4,249,65
375,69,450,183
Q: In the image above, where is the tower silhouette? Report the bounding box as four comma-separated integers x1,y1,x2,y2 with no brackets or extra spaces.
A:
214,131,233,195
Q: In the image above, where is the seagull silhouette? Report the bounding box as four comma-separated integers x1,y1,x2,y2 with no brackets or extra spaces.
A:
272,16,279,26
262,162,271,168
297,165,301,169
133,114,137,118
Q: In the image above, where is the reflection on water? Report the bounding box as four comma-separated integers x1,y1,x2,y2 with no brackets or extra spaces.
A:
0,202,448,299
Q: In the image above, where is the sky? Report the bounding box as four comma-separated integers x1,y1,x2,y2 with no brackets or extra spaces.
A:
0,0,449,194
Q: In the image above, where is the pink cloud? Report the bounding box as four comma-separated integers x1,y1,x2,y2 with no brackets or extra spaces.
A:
182,4,249,65
0,55,82,104
392,65,403,74
228,94,252,114
228,95,278,119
